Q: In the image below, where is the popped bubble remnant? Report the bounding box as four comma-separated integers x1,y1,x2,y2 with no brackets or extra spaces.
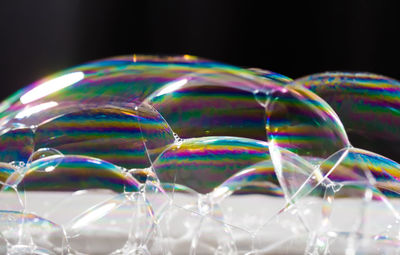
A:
0,55,399,254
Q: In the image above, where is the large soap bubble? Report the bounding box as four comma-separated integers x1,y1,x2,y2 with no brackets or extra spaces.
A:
0,55,399,254
295,72,400,162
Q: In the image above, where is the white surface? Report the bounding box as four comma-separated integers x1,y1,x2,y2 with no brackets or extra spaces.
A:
1,191,400,254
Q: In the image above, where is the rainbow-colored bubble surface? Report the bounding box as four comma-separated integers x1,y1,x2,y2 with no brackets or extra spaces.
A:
0,55,400,254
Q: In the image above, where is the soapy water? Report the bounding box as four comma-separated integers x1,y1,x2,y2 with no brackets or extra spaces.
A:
0,55,399,254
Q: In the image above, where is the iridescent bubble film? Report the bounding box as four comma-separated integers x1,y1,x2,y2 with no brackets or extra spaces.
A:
0,55,399,254
295,72,400,161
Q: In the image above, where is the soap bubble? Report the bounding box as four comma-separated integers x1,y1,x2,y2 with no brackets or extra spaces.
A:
0,92,174,252
153,136,271,194
265,84,350,164
0,210,68,255
152,136,285,234
253,147,400,254
1,154,141,254
0,55,399,254
295,72,400,162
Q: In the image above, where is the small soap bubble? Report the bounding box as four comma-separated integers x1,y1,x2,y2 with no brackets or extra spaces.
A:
28,148,63,162
8,161,25,169
253,89,269,107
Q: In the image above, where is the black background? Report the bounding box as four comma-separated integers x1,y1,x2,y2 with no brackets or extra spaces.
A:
0,0,399,101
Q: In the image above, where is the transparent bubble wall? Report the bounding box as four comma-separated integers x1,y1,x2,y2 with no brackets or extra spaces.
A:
0,55,400,254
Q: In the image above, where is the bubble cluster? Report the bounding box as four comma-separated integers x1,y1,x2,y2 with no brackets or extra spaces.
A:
0,55,399,254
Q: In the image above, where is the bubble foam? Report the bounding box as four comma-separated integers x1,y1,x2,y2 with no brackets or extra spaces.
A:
0,55,399,254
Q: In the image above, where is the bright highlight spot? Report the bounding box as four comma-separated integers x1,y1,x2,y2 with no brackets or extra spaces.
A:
71,202,117,230
155,78,188,97
15,101,58,119
20,72,84,104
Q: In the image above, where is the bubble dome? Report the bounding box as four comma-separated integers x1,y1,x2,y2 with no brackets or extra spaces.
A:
0,55,400,254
